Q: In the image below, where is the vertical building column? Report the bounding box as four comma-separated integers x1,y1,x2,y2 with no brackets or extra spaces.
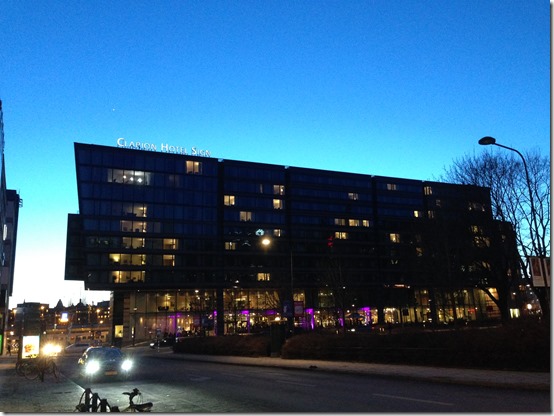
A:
111,292,125,347
216,286,224,336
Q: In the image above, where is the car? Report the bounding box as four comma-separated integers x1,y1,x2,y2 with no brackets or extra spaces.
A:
149,337,175,349
64,343,91,355
78,346,133,379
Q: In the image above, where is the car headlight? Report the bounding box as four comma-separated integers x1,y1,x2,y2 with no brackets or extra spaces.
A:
121,359,133,372
85,360,101,375
42,343,62,356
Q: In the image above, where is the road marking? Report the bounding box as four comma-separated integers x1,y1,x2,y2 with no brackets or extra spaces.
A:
189,376,211,382
275,380,316,387
221,372,245,378
373,393,453,406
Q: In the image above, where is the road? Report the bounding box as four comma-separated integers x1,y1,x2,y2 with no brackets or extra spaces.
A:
57,348,550,413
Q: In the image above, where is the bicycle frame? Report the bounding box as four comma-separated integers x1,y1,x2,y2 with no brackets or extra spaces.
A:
75,387,153,412
15,356,59,382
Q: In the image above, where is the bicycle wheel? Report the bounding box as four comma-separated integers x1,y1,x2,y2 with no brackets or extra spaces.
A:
17,360,33,377
23,362,39,380
15,360,25,376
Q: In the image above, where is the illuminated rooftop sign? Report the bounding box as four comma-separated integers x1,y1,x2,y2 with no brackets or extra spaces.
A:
116,138,211,157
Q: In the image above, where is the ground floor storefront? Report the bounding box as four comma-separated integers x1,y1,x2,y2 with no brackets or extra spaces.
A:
110,286,503,345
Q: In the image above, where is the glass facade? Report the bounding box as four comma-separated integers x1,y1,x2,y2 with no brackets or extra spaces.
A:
65,143,517,344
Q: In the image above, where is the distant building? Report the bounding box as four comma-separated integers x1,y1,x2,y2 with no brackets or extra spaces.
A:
65,142,520,345
0,101,22,355
7,299,111,352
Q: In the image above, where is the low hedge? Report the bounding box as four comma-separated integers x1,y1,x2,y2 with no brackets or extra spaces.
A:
172,320,549,372
173,334,271,357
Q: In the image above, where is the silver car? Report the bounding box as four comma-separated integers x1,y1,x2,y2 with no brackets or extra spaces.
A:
78,346,133,379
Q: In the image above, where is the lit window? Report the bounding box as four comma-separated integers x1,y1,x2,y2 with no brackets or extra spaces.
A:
413,210,423,218
474,236,491,247
225,242,237,251
132,221,147,232
424,186,433,195
348,192,359,200
471,225,483,234
240,211,252,222
349,219,360,227
335,231,348,240
387,183,397,191
108,169,150,185
416,247,424,256
274,185,285,195
389,233,401,243
469,202,485,211
163,255,175,266
132,254,145,265
121,220,132,232
112,272,122,284
427,210,435,219
186,161,202,174
273,199,284,209
273,229,282,237
133,237,145,249
334,218,346,226
163,238,178,249
362,219,371,227
224,195,236,206
257,272,271,282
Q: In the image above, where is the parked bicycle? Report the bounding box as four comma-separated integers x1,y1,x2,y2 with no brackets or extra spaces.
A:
15,356,59,382
118,388,154,412
75,387,153,412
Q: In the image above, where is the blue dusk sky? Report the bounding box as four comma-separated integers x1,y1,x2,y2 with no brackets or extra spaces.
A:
1,1,550,308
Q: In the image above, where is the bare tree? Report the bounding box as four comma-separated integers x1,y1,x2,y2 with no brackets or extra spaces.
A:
439,149,550,316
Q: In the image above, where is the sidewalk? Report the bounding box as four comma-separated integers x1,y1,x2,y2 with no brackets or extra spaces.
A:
0,349,550,412
0,355,84,413
138,346,550,392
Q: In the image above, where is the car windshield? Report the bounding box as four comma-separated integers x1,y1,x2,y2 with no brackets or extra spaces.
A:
88,348,122,360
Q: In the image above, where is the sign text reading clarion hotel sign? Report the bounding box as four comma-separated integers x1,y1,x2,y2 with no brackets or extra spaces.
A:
116,138,211,157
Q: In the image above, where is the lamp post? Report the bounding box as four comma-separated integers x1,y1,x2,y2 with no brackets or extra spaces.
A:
288,245,295,335
262,234,295,333
478,136,549,313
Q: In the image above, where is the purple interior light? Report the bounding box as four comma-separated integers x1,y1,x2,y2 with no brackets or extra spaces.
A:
305,308,315,330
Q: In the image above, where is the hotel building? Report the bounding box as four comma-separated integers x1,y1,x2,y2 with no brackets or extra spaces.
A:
65,141,519,344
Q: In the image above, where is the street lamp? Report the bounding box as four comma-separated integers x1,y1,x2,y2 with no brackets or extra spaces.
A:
478,136,549,311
